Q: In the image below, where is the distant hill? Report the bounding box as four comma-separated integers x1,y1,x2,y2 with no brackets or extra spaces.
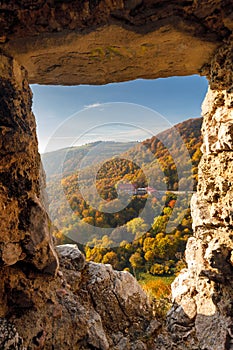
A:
42,117,203,277
42,141,138,180
42,118,202,189
42,117,202,222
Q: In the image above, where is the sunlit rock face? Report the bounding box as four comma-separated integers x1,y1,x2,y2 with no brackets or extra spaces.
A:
0,0,232,85
169,39,233,350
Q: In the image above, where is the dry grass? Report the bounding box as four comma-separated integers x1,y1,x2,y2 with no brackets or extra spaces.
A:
139,274,174,320
140,279,171,299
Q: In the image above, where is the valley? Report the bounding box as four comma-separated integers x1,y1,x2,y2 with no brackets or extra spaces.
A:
42,117,202,298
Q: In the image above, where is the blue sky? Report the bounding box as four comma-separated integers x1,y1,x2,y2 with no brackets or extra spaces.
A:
31,75,208,153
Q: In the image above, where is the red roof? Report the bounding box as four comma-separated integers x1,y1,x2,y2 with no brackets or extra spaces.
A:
118,183,136,190
146,187,157,191
146,187,158,192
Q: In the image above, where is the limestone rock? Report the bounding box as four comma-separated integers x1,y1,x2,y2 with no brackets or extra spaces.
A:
170,69,233,349
1,243,24,266
0,53,58,274
0,319,24,350
206,38,233,90
0,251,157,350
1,1,232,85
56,244,86,271
85,262,152,327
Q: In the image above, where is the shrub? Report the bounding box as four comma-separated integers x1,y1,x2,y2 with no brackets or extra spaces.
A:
140,278,172,320
150,263,164,275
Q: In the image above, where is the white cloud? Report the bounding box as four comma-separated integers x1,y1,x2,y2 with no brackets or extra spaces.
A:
84,103,101,109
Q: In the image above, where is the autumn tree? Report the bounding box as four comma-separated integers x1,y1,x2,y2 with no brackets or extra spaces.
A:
129,252,143,278
102,251,119,270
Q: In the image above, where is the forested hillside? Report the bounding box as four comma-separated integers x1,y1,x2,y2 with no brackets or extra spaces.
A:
43,141,138,180
42,117,202,278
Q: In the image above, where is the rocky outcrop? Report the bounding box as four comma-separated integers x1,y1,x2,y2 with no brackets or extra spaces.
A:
0,245,158,349
0,1,232,85
0,53,58,276
169,39,233,350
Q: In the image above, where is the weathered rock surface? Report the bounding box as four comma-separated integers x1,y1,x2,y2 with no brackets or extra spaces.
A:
56,244,86,271
169,44,233,349
0,53,58,275
0,318,24,350
0,0,232,85
0,245,158,350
